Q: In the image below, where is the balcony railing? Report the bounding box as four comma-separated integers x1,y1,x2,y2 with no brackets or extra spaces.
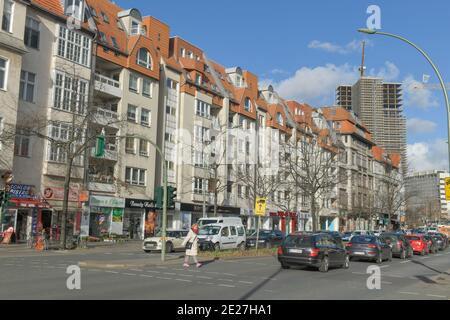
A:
93,107,119,128
94,73,122,97
91,144,118,161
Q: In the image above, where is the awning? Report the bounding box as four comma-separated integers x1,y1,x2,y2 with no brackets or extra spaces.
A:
9,198,52,209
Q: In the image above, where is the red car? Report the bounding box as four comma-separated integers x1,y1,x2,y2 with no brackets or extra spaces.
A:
405,234,429,256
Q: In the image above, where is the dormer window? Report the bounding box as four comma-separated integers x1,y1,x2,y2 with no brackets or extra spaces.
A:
188,51,194,59
100,11,109,23
89,6,97,17
99,31,107,43
180,48,186,58
64,0,84,20
244,98,252,112
137,48,152,69
277,113,283,125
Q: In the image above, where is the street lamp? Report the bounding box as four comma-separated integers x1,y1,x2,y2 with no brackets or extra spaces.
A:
357,28,450,173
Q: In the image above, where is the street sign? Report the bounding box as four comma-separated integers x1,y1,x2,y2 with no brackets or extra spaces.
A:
255,198,267,216
445,178,450,201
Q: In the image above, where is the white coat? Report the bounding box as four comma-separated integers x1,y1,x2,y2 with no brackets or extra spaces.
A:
182,229,199,256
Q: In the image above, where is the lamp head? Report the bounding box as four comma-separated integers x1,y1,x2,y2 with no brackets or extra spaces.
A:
358,28,377,34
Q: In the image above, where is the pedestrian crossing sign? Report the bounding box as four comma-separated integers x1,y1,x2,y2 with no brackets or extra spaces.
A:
445,178,450,201
255,198,267,216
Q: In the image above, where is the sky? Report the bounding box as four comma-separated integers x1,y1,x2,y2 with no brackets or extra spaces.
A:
118,0,450,172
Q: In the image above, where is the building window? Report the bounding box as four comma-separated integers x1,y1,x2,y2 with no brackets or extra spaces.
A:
195,74,201,85
64,0,84,20
2,0,13,32
125,167,146,186
244,97,252,112
180,48,185,58
139,139,149,157
19,71,36,103
46,122,83,165
137,48,152,69
142,78,152,97
24,17,40,49
277,112,283,125
125,137,136,154
129,74,138,92
193,177,208,194
127,105,137,122
100,11,109,23
14,134,31,157
195,100,211,118
0,58,8,90
141,108,150,126
98,31,107,43
194,125,210,143
57,25,91,67
111,36,119,49
53,71,88,113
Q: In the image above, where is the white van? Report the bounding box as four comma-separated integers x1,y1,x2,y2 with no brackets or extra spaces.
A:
197,217,243,228
198,223,246,251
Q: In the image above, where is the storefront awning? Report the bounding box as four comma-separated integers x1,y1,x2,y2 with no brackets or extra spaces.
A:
9,198,52,209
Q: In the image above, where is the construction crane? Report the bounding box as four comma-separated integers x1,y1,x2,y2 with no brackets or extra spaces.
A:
412,74,450,90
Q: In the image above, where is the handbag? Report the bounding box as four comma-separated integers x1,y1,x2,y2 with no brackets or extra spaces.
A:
185,236,197,250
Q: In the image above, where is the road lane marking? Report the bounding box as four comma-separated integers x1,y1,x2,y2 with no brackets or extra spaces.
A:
146,270,160,273
426,294,446,298
156,277,172,280
238,281,254,284
140,275,153,278
105,271,119,274
223,273,236,276
399,292,419,295
400,260,411,264
164,272,177,275
218,284,235,288
175,279,192,283
218,279,234,282
104,253,112,255
196,276,212,279
122,273,137,276
129,269,143,272
178,274,193,277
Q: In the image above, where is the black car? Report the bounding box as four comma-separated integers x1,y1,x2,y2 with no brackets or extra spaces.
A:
277,232,349,273
246,229,284,249
379,233,413,259
430,234,446,251
346,235,392,264
429,232,449,249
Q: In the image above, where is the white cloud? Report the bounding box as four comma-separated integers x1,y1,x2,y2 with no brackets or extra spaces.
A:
403,75,439,110
273,64,359,105
407,139,449,172
406,118,437,134
369,61,400,81
270,68,289,75
308,39,373,54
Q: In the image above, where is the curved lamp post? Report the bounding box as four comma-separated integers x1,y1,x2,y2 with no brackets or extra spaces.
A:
358,28,450,173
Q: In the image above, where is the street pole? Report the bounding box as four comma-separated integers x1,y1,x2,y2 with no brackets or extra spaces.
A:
358,29,450,173
254,112,260,251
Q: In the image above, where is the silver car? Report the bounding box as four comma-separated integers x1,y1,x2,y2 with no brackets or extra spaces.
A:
143,230,189,253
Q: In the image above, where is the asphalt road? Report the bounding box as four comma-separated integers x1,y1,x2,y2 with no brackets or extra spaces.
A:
1,244,450,300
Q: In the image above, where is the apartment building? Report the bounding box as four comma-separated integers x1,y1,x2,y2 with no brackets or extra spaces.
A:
0,0,27,182
336,78,407,175
405,170,450,225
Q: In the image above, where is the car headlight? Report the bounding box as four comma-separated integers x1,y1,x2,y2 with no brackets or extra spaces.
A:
258,240,266,243
207,236,212,241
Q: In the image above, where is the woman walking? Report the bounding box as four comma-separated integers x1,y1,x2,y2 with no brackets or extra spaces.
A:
182,224,202,268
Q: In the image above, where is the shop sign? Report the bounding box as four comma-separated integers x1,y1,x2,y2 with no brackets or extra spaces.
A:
90,195,125,208
180,203,240,215
125,198,155,209
7,184,37,199
270,211,298,218
43,186,79,202
112,208,124,223
31,208,38,236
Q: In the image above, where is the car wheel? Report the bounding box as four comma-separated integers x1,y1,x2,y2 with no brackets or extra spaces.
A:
319,256,329,273
238,242,246,251
281,262,290,269
400,249,406,260
144,250,152,253
166,242,173,253
343,255,350,269
214,243,220,251
376,253,383,264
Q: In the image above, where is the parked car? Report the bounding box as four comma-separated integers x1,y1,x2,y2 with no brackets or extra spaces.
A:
428,232,449,249
346,235,392,264
198,223,246,251
379,233,413,259
404,234,429,256
277,232,349,273
423,235,439,254
430,234,446,251
142,230,189,253
246,229,284,249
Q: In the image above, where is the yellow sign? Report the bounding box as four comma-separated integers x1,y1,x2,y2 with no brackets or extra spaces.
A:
445,178,450,201
255,198,267,216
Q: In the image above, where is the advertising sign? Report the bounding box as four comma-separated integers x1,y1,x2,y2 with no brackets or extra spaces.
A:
7,184,36,199
43,186,79,202
445,178,450,201
255,198,267,216
90,195,125,208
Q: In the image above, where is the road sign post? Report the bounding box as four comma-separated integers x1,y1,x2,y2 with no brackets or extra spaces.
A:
254,198,267,251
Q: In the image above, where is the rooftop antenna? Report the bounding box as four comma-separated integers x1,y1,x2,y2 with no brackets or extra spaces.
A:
359,41,366,78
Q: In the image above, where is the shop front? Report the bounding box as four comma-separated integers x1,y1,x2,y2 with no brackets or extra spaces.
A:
89,195,125,238
124,198,155,240
2,184,52,242
269,211,299,234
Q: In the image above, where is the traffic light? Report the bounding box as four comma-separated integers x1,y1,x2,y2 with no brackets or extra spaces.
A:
0,190,10,208
167,186,177,209
155,187,164,210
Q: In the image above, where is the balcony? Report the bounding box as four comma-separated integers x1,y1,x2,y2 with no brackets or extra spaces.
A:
95,73,122,98
91,143,118,161
92,107,120,129
88,174,117,193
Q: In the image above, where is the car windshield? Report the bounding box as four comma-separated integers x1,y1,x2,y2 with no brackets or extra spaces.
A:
343,232,352,236
407,236,421,241
284,235,313,247
199,226,221,235
351,236,375,243
154,230,177,237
